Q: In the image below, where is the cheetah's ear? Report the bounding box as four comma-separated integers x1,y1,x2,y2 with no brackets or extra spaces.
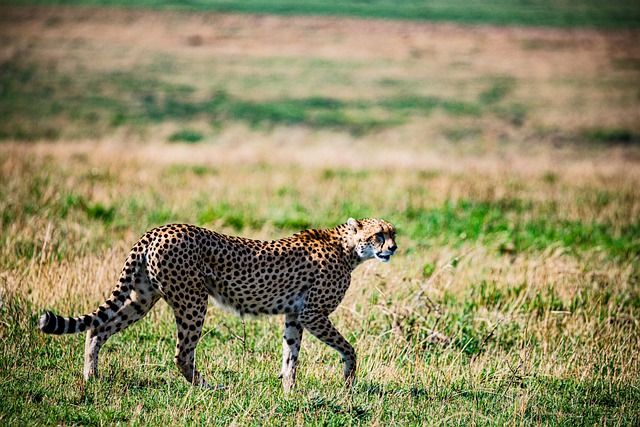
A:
347,218,361,233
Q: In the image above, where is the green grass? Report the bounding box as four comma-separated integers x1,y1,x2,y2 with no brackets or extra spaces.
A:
3,0,640,28
168,129,204,143
2,147,639,425
402,199,640,259
0,61,498,139
585,128,640,145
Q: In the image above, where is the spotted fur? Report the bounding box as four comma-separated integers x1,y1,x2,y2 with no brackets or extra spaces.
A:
39,218,397,391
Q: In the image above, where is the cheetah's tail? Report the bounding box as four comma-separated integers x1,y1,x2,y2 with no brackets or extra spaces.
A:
38,248,145,335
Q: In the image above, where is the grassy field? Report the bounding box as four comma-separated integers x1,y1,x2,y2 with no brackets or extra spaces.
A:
4,0,640,28
1,4,640,426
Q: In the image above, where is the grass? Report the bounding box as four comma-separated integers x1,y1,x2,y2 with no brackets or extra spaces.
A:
1,5,640,426
1,145,639,425
0,60,491,139
3,0,640,28
168,129,204,143
2,6,638,146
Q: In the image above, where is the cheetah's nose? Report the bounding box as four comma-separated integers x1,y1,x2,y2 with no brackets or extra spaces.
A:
389,243,397,253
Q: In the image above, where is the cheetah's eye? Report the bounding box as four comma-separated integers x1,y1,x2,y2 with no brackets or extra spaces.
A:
375,232,385,243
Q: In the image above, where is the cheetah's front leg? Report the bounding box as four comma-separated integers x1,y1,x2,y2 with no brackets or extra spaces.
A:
298,309,356,385
280,313,303,392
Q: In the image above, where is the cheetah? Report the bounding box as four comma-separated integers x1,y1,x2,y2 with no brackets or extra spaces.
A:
39,218,397,391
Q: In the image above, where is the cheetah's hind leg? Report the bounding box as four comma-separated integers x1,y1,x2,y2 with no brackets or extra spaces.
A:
280,313,303,393
83,272,161,381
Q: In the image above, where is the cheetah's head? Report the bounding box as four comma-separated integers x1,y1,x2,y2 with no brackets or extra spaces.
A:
347,218,397,263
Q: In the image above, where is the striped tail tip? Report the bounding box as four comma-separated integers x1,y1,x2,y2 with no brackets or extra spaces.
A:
38,311,67,335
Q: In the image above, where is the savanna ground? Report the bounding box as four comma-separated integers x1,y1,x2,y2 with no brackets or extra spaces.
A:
1,3,640,425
